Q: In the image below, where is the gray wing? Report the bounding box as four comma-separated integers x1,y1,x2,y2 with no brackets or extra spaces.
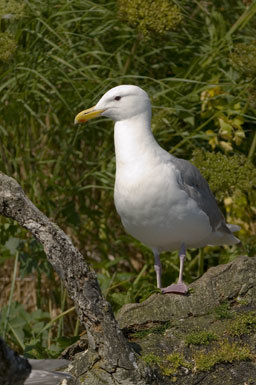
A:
28,359,69,371
170,156,231,233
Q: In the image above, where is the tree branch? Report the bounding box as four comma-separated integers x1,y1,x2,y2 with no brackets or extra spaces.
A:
0,172,150,384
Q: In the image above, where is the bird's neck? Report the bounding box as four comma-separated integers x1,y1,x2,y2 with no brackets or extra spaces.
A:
114,112,159,166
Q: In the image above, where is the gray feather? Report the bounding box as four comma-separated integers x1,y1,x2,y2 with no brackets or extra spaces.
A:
28,359,69,371
24,370,73,385
24,359,73,385
169,156,231,233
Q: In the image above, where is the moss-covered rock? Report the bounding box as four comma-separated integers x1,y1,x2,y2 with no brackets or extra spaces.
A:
185,330,218,346
115,255,256,385
63,256,256,384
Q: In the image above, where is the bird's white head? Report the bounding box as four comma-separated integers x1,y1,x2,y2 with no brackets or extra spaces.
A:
74,85,151,124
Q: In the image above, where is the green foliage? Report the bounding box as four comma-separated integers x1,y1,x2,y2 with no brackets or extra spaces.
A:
191,150,256,200
201,87,246,152
0,0,25,61
192,150,256,235
0,223,79,357
0,33,16,61
0,302,48,350
118,0,182,37
230,42,256,78
230,41,256,111
0,0,25,19
0,301,78,357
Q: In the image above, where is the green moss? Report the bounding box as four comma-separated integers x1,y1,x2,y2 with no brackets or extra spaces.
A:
142,352,192,376
214,303,233,320
229,312,256,337
140,310,256,376
194,342,252,371
130,321,171,339
164,353,192,376
118,0,182,38
142,339,253,375
142,353,162,366
185,330,218,346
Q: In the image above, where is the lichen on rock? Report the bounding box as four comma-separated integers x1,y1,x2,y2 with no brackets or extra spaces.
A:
115,255,256,385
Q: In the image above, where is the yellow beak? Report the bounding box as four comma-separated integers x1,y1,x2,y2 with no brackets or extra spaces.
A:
74,106,105,124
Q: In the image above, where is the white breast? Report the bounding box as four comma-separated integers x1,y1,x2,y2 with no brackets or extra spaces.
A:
113,114,213,251
114,159,212,251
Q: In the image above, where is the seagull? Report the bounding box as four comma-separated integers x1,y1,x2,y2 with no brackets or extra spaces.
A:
74,85,240,294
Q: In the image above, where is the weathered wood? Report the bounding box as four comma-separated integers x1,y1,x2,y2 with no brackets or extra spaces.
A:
0,172,151,384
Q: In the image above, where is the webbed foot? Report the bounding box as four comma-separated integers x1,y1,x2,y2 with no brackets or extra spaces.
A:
161,282,188,295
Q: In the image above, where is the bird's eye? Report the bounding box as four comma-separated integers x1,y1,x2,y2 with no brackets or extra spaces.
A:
115,96,121,101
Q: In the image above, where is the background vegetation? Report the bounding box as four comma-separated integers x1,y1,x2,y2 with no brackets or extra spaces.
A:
0,0,255,358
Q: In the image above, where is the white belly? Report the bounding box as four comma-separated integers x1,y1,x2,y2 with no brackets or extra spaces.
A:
114,162,212,251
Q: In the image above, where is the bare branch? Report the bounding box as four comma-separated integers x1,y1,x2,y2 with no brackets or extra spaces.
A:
0,172,150,384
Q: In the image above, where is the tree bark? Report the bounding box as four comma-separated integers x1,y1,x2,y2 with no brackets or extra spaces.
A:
0,172,151,384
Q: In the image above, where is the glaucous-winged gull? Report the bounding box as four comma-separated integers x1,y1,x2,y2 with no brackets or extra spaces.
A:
75,85,240,294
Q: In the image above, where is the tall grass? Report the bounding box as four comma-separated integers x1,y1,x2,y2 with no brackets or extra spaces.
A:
0,0,255,356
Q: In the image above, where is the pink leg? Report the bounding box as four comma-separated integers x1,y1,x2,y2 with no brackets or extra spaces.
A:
152,248,162,289
161,243,188,295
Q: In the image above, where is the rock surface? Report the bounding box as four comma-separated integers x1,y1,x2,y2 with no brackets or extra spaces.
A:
115,255,256,385
117,255,255,328
66,255,256,384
